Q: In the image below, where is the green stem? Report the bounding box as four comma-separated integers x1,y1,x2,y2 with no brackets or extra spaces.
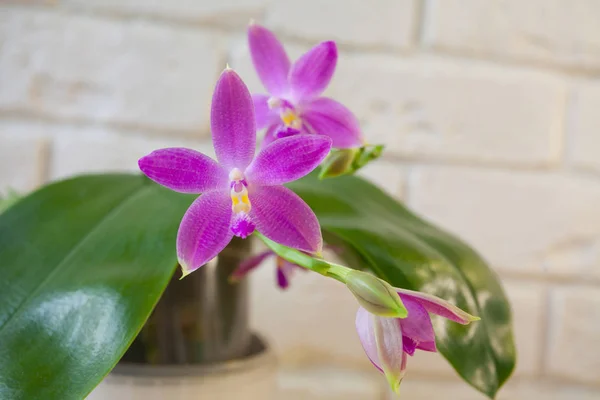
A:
255,232,352,283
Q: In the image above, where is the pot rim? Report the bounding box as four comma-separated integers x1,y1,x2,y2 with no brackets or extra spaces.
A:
111,334,275,378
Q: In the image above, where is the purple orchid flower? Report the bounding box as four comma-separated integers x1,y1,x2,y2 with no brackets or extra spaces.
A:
248,23,363,148
356,288,479,393
139,68,332,276
230,250,306,290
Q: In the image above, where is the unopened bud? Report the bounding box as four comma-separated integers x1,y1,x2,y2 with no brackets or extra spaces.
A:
353,144,384,171
346,270,407,318
319,148,358,179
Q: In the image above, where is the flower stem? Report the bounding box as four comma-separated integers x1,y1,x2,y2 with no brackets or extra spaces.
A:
255,232,352,283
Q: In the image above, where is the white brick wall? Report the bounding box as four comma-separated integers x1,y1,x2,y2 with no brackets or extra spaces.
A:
425,0,600,70
569,80,600,172
2,1,600,399
327,55,566,166
548,286,600,384
266,0,418,50
0,9,222,134
63,0,269,26
409,167,600,278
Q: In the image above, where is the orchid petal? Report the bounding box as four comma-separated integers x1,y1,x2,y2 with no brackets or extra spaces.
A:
356,307,383,372
398,296,437,352
248,23,291,96
261,123,282,148
302,97,363,148
289,41,337,101
230,250,274,281
246,134,332,186
211,69,256,171
396,288,480,325
356,308,406,393
416,340,437,353
276,266,290,289
138,148,228,194
250,185,323,253
402,336,417,356
253,94,279,129
276,259,301,289
177,190,233,275
374,315,407,394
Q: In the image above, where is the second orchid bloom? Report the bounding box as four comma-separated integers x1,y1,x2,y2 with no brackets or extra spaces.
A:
139,68,331,276
248,23,364,149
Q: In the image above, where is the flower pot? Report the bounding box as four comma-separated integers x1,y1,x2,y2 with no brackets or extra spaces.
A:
87,238,278,399
87,335,276,400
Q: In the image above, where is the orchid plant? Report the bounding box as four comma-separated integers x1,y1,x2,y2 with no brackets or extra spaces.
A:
0,23,515,400
133,24,504,395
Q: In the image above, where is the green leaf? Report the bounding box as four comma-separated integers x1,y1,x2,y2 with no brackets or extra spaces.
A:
288,173,516,399
0,174,194,400
0,171,515,399
0,189,21,214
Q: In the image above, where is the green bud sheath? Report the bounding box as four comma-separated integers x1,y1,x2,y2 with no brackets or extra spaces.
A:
319,148,359,179
346,270,407,318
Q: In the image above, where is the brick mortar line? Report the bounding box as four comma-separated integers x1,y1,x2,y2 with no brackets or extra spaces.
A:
386,154,563,173
36,137,51,185
400,373,600,391
0,111,593,177
539,286,552,382
0,109,210,141
3,113,600,183
275,363,600,391
399,158,600,183
5,3,600,79
497,271,600,287
426,43,600,78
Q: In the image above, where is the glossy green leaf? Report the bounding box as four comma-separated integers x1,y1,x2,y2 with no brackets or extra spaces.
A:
0,175,194,400
0,189,21,213
0,171,514,400
288,173,516,399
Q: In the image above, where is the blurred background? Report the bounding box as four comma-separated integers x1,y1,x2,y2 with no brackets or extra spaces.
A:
1,0,599,399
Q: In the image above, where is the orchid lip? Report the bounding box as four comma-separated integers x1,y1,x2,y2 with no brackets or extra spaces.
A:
229,168,252,216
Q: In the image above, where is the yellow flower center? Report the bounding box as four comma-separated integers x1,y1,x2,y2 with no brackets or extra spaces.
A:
231,186,251,213
281,109,302,129
229,168,251,214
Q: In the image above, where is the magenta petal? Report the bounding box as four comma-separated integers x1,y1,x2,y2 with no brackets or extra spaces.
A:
289,41,337,101
253,94,279,129
230,250,274,281
248,23,291,96
261,123,282,148
356,308,406,393
356,307,383,372
396,288,479,325
139,148,228,193
276,266,290,289
211,69,256,171
246,134,332,186
250,185,323,253
177,190,233,275
277,259,299,289
402,336,417,356
416,340,437,353
302,97,363,148
398,296,436,348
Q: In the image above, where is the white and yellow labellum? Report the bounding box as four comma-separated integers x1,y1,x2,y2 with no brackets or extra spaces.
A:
229,168,251,214
280,109,302,129
231,185,251,213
